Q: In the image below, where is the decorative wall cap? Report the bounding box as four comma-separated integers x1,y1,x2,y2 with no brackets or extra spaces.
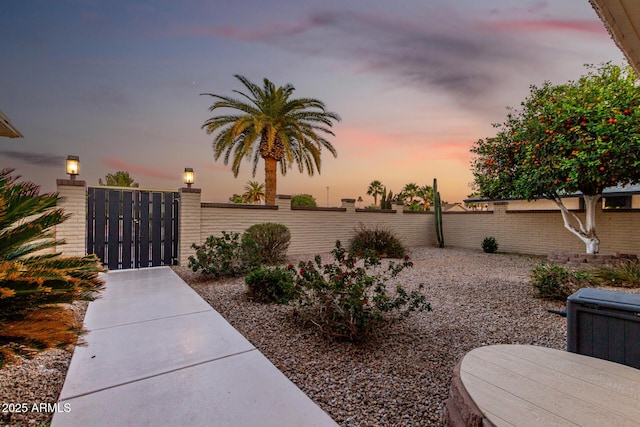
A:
201,202,277,210
276,194,292,199
292,206,347,212
341,198,356,203
56,179,86,187
180,187,202,194
354,208,397,213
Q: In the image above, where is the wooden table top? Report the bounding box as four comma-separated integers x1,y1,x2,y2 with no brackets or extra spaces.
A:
460,345,640,427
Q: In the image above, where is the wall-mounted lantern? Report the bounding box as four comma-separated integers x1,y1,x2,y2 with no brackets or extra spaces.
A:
66,155,79,180
183,167,194,188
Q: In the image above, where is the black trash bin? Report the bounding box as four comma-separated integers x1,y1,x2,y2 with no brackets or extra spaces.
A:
567,288,640,369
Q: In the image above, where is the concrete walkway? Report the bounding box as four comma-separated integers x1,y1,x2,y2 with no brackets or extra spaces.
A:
52,267,338,427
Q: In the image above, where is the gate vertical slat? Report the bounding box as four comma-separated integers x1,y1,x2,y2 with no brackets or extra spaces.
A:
122,191,133,269
173,193,179,266
94,188,107,264
87,188,95,257
163,193,173,265
139,191,150,268
107,190,120,270
152,192,162,266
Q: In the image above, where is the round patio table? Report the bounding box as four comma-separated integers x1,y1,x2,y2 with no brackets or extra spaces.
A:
444,344,640,427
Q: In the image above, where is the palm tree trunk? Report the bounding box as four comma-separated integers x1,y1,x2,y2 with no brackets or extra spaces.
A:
264,157,277,206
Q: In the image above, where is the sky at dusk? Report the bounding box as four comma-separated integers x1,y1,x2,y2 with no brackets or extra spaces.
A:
0,0,626,206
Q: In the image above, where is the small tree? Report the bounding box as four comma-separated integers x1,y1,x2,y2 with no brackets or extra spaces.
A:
99,171,139,187
417,185,433,211
471,63,640,254
229,194,243,204
291,193,317,207
400,182,419,205
242,180,265,204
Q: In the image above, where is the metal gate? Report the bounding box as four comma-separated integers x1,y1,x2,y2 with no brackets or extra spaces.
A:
87,187,179,270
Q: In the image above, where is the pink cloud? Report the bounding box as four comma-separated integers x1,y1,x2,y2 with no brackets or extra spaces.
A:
488,19,606,34
413,140,474,164
336,126,474,165
178,15,326,41
201,162,232,173
103,157,175,180
337,127,401,156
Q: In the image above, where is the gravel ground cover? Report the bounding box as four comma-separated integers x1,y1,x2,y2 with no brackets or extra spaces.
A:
0,302,87,427
176,247,568,427
6,247,638,426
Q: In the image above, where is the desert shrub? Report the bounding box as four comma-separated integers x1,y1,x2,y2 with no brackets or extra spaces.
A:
593,260,640,288
349,224,406,258
294,241,431,341
245,266,298,303
530,263,593,300
242,223,291,265
482,236,499,253
188,231,258,278
291,193,317,207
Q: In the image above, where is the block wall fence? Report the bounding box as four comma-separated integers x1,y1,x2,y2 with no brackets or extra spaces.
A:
54,180,640,264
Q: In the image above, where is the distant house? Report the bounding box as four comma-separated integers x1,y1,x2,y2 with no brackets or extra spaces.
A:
464,185,640,211
443,202,467,212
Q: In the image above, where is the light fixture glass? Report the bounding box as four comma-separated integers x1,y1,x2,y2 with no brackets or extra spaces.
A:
66,155,79,180
183,167,194,187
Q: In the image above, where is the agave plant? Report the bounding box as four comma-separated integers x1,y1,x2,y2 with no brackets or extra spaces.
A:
0,169,104,366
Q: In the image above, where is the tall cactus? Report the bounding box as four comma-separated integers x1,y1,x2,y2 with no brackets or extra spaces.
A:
434,178,444,248
380,187,394,209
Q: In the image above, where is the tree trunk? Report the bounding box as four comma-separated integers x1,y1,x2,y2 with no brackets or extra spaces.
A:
582,195,600,254
264,157,277,206
552,194,601,254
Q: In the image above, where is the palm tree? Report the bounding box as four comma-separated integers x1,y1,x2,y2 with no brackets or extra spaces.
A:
417,184,434,211
367,180,385,206
0,169,104,366
401,182,419,205
241,180,265,204
202,75,341,205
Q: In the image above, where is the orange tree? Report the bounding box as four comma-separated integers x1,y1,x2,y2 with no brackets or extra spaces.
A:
471,63,640,254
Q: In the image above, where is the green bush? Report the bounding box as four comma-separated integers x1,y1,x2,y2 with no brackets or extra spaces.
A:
245,266,298,303
349,224,406,258
291,193,317,207
593,260,640,288
294,241,431,341
530,263,593,300
242,223,291,265
482,236,499,253
189,231,258,278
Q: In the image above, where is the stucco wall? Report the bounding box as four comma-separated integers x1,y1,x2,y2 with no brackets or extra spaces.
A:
442,202,640,255
55,179,87,257
55,181,640,263
186,196,434,263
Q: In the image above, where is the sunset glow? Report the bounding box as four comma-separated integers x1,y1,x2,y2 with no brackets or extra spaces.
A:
0,0,625,205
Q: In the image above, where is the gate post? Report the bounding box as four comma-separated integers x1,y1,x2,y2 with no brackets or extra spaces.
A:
178,186,202,265
56,178,87,257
